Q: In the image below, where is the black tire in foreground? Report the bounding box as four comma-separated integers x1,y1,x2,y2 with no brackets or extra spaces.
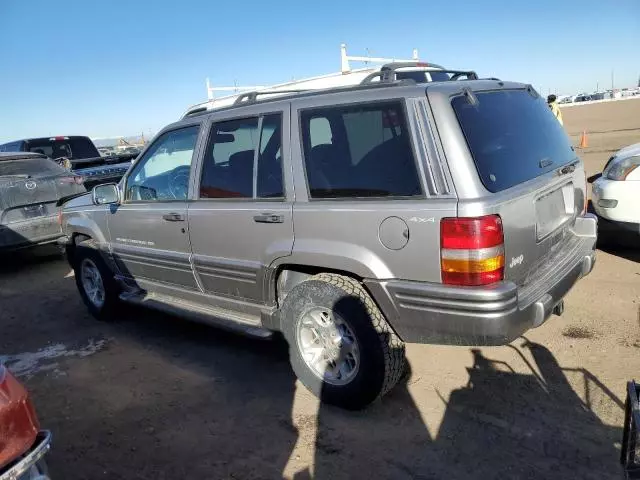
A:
73,244,120,320
281,273,406,410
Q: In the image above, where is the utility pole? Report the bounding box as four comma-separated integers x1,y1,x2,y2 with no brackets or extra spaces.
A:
596,81,599,92
611,69,614,93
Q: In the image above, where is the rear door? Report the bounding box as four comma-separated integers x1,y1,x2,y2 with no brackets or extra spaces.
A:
442,87,586,287
187,105,294,304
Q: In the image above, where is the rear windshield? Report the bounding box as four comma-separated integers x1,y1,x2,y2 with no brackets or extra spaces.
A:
452,89,576,193
25,137,99,160
0,158,65,177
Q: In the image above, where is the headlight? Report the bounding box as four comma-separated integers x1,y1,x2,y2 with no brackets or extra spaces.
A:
605,155,640,180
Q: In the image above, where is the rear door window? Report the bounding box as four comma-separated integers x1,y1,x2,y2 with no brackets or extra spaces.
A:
200,113,285,199
0,158,65,177
300,101,421,198
200,117,259,199
0,142,24,153
25,137,99,160
452,89,576,193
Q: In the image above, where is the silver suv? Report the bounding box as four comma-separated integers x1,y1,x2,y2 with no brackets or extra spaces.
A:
60,67,597,409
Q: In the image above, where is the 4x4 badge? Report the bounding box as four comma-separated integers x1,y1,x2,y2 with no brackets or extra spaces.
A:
407,217,434,223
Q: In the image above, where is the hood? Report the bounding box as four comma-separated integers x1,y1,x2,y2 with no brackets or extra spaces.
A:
61,191,93,209
614,142,640,160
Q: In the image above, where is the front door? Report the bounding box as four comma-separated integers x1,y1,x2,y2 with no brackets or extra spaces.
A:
188,107,294,304
108,125,202,290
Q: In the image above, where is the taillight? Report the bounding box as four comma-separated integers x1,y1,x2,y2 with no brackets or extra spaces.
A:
440,215,505,286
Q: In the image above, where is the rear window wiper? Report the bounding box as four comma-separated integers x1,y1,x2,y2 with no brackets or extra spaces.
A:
0,174,32,179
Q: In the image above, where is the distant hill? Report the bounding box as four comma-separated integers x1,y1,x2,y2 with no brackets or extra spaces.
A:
92,135,151,147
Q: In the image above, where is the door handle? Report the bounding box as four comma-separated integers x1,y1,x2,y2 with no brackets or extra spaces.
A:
162,213,185,222
253,213,284,224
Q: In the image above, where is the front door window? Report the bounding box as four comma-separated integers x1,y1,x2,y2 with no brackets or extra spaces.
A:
125,126,200,202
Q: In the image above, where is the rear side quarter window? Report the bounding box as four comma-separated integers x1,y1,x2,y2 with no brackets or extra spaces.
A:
300,101,422,199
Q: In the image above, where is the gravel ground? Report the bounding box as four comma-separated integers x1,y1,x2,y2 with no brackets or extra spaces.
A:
1,100,639,479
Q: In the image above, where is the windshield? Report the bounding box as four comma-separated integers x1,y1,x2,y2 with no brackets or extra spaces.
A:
25,137,99,160
452,89,576,192
0,158,66,177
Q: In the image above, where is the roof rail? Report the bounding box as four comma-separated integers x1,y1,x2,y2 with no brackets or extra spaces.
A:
360,62,478,85
185,106,208,116
233,89,311,106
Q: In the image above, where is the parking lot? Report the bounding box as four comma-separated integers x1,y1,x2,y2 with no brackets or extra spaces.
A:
1,100,639,479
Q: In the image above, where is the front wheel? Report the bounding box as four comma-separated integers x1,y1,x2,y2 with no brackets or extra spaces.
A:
73,245,120,320
281,273,406,410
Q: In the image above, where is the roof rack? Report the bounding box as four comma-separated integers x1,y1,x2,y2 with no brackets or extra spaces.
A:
340,43,419,73
360,62,478,84
184,45,486,117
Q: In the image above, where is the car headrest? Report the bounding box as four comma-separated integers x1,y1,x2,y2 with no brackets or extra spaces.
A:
229,150,254,171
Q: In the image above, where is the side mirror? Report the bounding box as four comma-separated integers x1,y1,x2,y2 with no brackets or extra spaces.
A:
92,183,120,205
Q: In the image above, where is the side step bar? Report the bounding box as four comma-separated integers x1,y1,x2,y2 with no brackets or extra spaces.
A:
119,290,273,339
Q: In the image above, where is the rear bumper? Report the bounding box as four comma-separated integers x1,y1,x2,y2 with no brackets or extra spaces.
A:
0,431,51,480
366,214,598,346
0,216,63,250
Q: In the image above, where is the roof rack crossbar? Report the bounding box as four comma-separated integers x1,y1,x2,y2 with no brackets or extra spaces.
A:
233,89,311,105
360,62,479,85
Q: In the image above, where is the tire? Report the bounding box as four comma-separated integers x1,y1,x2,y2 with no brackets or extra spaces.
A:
281,273,406,410
73,243,120,320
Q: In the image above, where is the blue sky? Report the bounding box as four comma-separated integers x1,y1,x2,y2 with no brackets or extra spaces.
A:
0,0,638,143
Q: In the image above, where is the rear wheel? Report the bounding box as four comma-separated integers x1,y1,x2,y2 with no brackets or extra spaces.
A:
73,245,120,320
281,273,406,410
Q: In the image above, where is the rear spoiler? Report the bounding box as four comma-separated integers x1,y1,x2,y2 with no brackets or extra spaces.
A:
56,191,90,207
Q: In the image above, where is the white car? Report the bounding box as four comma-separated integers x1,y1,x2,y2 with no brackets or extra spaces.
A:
592,142,640,238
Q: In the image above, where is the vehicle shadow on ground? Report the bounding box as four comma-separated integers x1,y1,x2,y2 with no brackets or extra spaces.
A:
41,305,623,479
586,200,639,263
598,242,640,263
429,340,623,479
0,244,64,275
44,306,301,479
303,339,623,479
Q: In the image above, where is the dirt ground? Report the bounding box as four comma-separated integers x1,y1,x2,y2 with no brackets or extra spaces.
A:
1,100,639,479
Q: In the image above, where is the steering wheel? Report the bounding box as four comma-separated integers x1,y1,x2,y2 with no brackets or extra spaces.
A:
168,165,191,200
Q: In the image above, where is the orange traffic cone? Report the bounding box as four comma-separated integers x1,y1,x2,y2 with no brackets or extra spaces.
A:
579,131,588,148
